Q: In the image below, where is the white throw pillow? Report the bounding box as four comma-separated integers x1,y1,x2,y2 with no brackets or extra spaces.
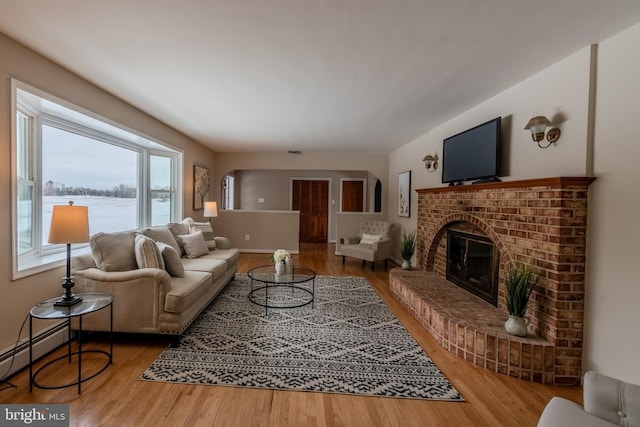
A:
189,221,216,250
360,233,383,245
179,230,209,259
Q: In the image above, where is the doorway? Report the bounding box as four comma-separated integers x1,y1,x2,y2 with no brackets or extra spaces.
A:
292,179,329,243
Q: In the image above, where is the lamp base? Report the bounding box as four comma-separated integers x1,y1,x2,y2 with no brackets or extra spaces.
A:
55,274,82,307
54,294,83,307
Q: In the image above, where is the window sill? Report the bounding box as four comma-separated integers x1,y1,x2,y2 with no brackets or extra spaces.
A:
14,246,91,280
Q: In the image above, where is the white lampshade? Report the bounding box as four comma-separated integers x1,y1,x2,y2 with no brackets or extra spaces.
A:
203,201,218,218
48,202,90,244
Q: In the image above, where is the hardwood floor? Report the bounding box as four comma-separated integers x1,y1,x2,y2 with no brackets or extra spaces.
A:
1,243,581,426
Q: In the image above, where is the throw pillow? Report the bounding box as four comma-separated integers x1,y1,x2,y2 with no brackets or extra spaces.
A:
179,230,209,259
134,234,165,270
156,242,185,277
90,231,137,272
360,233,383,245
142,226,181,255
189,221,216,250
167,218,192,256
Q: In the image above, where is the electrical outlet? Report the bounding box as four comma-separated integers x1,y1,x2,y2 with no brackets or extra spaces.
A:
245,234,250,241
258,198,265,203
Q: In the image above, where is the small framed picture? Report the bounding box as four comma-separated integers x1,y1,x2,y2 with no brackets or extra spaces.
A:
193,164,210,210
398,171,411,217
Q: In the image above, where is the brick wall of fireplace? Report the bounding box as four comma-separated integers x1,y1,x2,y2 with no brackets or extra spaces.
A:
413,177,595,384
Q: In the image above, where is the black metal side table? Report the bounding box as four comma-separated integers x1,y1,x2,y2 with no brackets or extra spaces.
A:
29,292,113,393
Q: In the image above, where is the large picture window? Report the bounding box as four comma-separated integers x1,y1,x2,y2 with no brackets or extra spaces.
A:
12,80,183,278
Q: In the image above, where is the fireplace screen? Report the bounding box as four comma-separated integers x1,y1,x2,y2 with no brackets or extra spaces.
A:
447,229,499,306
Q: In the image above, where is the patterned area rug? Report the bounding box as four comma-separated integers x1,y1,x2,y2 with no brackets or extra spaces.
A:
140,274,463,401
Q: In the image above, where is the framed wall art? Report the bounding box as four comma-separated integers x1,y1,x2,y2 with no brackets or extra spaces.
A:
193,164,210,210
397,170,411,217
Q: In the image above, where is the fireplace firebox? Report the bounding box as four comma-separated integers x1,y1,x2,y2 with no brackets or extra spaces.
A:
446,229,499,306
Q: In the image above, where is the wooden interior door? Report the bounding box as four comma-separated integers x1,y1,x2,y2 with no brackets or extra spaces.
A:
341,180,364,212
292,180,329,243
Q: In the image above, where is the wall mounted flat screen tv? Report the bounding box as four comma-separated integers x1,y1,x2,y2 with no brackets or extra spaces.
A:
441,117,502,185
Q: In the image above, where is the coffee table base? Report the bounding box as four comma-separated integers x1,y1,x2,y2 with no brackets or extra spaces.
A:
248,284,314,311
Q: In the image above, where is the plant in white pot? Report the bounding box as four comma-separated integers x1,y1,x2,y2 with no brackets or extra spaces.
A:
400,230,417,270
504,262,538,337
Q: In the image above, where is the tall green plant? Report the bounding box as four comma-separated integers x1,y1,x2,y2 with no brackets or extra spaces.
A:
505,262,538,317
401,230,417,261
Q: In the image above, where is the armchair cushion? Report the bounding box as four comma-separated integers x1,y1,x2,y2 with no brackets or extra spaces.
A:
360,233,383,245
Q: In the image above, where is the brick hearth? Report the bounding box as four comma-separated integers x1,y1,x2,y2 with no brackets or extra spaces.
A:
390,177,595,385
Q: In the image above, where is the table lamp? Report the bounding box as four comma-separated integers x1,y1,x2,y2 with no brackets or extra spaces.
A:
203,201,218,225
48,201,90,307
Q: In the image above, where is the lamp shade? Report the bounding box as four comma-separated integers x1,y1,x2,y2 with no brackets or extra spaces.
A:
48,202,90,244
203,201,218,218
524,115,551,134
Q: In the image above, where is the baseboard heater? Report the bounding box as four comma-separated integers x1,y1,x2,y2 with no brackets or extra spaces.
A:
0,320,70,381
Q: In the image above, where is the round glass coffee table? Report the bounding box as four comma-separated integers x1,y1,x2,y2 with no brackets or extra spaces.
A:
247,265,316,314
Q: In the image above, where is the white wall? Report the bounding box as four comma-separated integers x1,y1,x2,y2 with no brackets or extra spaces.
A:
389,22,640,384
389,46,591,259
586,22,640,384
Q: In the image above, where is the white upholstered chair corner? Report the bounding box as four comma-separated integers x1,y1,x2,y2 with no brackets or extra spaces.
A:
340,221,394,271
537,371,640,427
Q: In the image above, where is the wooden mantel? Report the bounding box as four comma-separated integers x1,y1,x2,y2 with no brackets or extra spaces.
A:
416,176,596,194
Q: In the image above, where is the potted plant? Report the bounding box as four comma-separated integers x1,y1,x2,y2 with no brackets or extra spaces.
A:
400,230,417,270
504,262,538,336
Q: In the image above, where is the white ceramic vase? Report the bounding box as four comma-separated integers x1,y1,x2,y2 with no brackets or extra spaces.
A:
504,315,528,337
275,262,285,275
401,259,411,270
285,256,293,274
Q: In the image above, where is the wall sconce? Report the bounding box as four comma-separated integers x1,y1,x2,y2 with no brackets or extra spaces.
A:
524,115,561,148
422,154,439,172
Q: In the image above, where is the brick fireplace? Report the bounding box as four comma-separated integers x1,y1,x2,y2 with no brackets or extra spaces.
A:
390,177,595,384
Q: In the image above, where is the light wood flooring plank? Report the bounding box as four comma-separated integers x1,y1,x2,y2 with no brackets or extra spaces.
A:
1,243,581,426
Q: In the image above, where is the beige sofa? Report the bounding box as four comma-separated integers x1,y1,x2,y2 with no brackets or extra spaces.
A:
71,219,238,344
538,371,640,427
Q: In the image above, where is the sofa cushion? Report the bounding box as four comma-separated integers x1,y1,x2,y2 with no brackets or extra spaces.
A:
157,242,185,277
90,231,137,272
181,257,228,282
179,231,209,259
165,270,212,314
134,234,165,270
201,249,240,269
142,226,181,255
189,221,216,250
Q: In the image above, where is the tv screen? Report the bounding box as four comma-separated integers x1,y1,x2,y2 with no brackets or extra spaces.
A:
441,117,501,185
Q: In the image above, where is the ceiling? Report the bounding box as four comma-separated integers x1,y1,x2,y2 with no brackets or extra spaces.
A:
2,1,640,153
